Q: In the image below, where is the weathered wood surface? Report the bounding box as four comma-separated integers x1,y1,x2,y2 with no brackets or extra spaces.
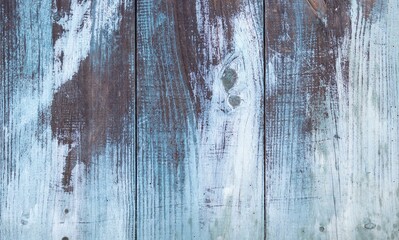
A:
137,0,264,238
1,0,135,239
1,0,399,239
266,0,399,239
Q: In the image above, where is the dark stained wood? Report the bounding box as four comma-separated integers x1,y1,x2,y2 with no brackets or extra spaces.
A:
136,1,200,238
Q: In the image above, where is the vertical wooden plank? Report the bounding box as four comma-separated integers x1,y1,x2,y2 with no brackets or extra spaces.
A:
136,1,200,237
266,0,399,239
265,0,350,238
331,1,399,238
1,0,135,239
137,0,264,239
195,1,264,238
1,1,55,238
50,0,136,238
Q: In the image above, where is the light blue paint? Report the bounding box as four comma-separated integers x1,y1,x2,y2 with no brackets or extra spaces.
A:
1,0,135,239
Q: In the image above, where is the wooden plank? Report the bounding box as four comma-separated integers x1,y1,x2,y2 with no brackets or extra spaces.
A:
0,0,135,239
3,0,398,239
332,1,399,238
265,0,347,237
266,0,399,239
137,0,264,239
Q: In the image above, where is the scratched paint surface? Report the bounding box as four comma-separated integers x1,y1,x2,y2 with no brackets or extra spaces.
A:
1,0,399,240
266,0,399,239
0,0,135,239
137,0,264,238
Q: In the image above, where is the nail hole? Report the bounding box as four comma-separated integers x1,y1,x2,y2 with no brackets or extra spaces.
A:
64,209,69,214
62,237,69,240
319,226,325,232
53,13,61,21
364,222,376,230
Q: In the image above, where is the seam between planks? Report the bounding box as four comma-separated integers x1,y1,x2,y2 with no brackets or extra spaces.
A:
263,0,266,238
134,0,138,239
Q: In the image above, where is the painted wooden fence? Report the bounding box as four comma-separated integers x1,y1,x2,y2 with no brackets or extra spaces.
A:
1,0,398,239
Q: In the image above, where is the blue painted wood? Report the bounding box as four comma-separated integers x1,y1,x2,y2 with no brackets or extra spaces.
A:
1,0,135,239
1,0,399,239
137,0,264,239
266,0,399,239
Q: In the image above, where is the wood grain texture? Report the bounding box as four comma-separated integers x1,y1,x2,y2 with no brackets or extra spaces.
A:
2,0,399,239
266,0,399,239
331,1,399,238
265,0,350,238
137,0,264,239
1,0,135,239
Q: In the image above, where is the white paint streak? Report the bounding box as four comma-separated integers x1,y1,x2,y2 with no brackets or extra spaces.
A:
11,0,92,129
53,0,92,87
